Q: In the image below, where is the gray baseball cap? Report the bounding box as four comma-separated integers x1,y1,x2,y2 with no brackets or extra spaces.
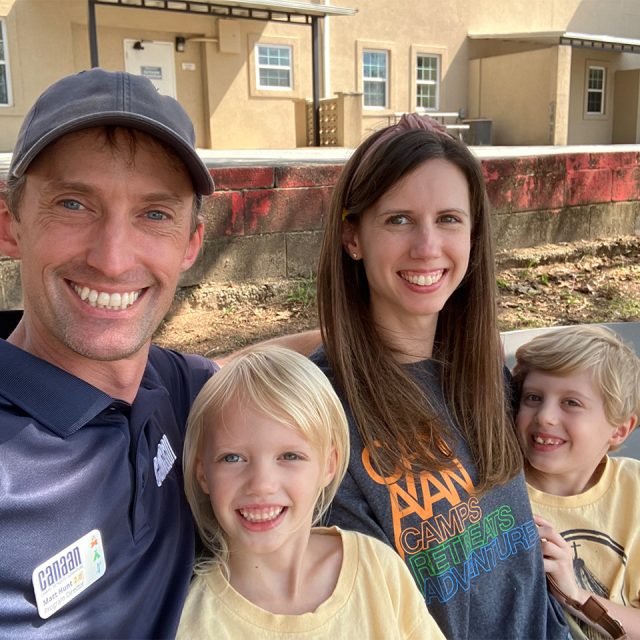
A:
10,68,214,195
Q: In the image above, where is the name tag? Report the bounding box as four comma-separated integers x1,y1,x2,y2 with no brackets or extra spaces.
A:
32,529,106,619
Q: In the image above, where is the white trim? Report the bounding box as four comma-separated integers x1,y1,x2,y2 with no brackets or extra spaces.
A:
362,48,388,109
564,31,640,48
256,43,293,91
415,53,440,111
0,19,12,107
585,64,606,115
209,0,356,17
468,30,640,53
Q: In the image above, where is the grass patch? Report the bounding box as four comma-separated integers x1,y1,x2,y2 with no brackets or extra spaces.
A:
286,277,317,309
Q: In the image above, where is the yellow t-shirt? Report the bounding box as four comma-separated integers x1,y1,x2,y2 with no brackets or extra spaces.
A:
177,526,444,639
528,456,640,639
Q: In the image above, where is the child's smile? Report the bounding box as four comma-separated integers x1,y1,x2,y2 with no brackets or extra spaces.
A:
196,400,335,559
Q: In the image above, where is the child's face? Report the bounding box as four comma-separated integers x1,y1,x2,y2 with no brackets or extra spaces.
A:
516,369,627,494
195,399,336,558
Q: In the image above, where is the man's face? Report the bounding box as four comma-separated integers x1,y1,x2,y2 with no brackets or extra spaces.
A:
4,128,202,364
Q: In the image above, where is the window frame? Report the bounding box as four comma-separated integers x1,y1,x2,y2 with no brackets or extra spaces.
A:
0,18,12,107
585,64,606,116
362,48,389,109
415,53,440,111
255,43,293,92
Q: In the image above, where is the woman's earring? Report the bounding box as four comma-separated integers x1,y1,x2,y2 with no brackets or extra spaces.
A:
352,252,358,260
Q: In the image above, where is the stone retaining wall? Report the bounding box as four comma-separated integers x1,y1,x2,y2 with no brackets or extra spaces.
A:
1,151,639,309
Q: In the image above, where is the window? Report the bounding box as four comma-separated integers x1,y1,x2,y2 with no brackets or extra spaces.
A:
0,19,11,106
363,49,388,108
416,54,440,110
256,44,292,90
586,65,605,115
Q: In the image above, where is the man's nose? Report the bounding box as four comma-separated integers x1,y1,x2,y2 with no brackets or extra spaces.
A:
85,212,137,277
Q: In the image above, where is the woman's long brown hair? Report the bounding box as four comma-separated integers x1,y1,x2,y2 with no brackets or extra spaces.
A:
317,124,523,491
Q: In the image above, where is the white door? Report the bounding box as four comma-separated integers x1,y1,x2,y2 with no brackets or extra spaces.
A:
123,39,176,98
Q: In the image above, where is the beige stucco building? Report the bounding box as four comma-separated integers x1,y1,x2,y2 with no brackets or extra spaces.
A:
2,0,640,150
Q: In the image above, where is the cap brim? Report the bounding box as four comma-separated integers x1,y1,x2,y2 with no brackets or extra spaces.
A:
11,112,215,195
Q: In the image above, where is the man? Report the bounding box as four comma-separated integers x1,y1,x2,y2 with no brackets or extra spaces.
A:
0,68,218,638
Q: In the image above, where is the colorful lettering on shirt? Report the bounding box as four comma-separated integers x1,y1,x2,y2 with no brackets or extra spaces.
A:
362,444,538,604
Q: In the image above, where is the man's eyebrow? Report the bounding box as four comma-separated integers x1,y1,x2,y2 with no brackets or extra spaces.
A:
138,192,191,206
40,179,95,195
40,181,189,205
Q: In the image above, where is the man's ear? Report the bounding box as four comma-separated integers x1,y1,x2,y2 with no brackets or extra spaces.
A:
180,221,204,272
341,219,360,259
609,415,637,448
0,198,21,259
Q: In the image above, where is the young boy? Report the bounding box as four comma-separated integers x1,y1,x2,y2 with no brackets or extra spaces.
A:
512,325,640,639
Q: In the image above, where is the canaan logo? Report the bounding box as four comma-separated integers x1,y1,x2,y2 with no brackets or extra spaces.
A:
153,434,177,487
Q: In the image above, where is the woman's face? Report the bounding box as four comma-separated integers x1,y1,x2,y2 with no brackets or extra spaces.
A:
343,158,471,343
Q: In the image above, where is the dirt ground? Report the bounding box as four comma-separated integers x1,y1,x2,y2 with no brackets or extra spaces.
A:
154,235,640,358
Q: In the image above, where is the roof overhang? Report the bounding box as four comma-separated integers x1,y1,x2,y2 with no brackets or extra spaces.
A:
468,31,640,54
207,0,356,17
88,0,356,146
94,0,356,20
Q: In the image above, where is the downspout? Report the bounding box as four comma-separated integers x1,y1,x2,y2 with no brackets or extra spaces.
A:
88,0,99,67
312,16,320,146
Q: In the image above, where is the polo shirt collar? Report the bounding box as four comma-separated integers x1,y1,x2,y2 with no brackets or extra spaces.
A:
0,339,114,437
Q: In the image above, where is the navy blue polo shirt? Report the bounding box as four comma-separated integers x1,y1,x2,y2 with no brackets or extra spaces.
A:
0,340,217,639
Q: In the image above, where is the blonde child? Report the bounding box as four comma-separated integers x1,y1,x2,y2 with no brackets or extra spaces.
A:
513,325,640,639
176,346,444,639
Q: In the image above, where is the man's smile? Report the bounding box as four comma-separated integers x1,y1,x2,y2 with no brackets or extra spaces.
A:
70,282,142,310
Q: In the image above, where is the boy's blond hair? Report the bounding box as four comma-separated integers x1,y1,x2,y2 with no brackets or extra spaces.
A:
183,345,350,575
512,325,640,430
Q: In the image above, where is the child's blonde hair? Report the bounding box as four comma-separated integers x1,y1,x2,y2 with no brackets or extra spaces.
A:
512,325,640,429
183,345,350,575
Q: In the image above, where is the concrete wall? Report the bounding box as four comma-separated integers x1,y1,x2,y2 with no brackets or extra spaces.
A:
484,151,640,246
613,69,640,144
468,48,559,145
206,23,311,149
567,47,619,145
466,0,640,39
2,150,639,309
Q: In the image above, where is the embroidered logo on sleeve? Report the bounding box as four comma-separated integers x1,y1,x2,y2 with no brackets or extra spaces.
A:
153,434,177,487
32,529,106,619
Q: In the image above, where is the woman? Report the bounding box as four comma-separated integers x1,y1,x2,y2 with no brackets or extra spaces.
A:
312,114,568,639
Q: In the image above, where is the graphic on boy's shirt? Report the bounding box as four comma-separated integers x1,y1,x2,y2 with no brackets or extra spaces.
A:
362,446,538,604
561,528,627,599
559,528,629,640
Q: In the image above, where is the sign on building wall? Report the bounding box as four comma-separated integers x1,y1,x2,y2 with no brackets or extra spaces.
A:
123,39,176,98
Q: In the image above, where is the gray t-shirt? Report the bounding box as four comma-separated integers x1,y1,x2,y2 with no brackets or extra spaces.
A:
312,349,568,640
